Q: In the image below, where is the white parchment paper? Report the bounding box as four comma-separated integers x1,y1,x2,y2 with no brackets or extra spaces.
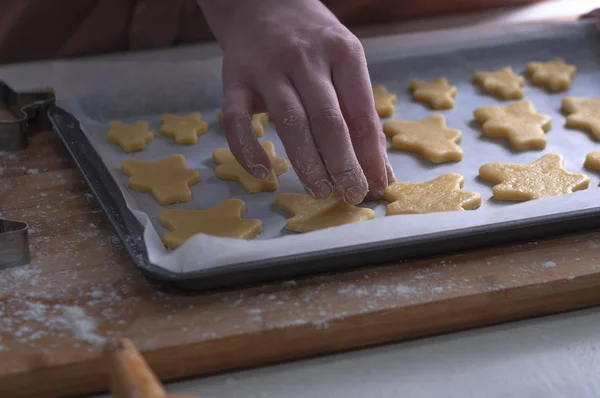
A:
52,21,600,273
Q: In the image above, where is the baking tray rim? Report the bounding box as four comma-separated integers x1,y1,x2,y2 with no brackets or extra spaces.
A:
46,20,600,290
49,105,600,291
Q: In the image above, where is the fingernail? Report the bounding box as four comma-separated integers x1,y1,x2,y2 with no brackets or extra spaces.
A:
343,185,366,204
367,180,386,199
387,164,396,183
312,179,333,198
250,165,270,180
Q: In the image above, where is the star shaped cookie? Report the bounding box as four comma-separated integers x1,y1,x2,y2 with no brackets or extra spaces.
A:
373,85,397,117
213,141,289,193
160,112,209,145
479,153,589,201
383,173,482,215
585,152,600,172
217,109,270,137
121,155,200,205
410,77,458,110
106,121,154,153
250,113,269,137
158,199,262,248
473,67,525,100
561,96,600,141
383,114,463,163
276,193,375,233
473,100,552,150
526,58,576,92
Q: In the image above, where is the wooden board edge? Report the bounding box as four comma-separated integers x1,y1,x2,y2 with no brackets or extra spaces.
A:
2,272,600,398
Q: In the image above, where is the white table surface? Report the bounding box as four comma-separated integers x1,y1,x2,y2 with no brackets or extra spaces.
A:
2,1,600,397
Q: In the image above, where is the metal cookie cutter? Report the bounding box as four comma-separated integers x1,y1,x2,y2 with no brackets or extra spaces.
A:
0,219,30,269
0,81,55,151
0,81,54,267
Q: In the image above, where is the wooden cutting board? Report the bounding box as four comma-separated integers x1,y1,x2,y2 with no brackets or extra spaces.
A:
1,130,600,398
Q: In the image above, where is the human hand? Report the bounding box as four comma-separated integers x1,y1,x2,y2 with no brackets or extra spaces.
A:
198,0,394,204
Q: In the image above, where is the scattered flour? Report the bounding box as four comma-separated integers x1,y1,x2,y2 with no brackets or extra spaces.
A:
50,305,106,346
587,240,600,249
6,300,106,346
27,168,39,175
540,261,557,269
488,283,505,292
339,283,419,299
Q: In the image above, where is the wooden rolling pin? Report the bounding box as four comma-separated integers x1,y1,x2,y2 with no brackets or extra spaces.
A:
103,338,195,398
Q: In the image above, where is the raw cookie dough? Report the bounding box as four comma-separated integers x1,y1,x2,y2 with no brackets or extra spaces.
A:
158,198,262,248
383,114,463,163
106,121,153,153
410,77,458,110
217,109,269,137
479,153,589,201
373,85,397,117
251,113,269,137
121,154,200,205
160,112,208,145
526,58,576,92
561,96,600,141
473,67,525,100
213,141,289,193
383,173,482,215
473,100,551,150
584,152,600,172
276,193,375,233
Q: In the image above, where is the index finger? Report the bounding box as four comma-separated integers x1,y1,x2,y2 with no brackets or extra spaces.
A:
329,34,390,199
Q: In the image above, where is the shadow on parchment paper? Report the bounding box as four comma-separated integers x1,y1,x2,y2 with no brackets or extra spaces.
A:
202,175,249,198
474,175,516,207
201,158,215,170
270,205,298,237
389,148,451,171
467,119,533,155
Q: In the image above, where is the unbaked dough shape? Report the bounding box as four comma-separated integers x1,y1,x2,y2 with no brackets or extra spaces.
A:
212,141,289,193
121,154,200,205
473,67,525,100
479,153,589,201
584,152,600,172
217,109,269,137
251,113,269,137
383,173,482,215
106,121,154,153
561,96,600,141
473,100,551,150
526,58,576,92
276,193,375,233
160,113,208,145
383,114,463,163
410,77,458,110
373,85,397,117
158,198,262,248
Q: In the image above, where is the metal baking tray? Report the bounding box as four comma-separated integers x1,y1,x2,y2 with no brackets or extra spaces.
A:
48,21,600,291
